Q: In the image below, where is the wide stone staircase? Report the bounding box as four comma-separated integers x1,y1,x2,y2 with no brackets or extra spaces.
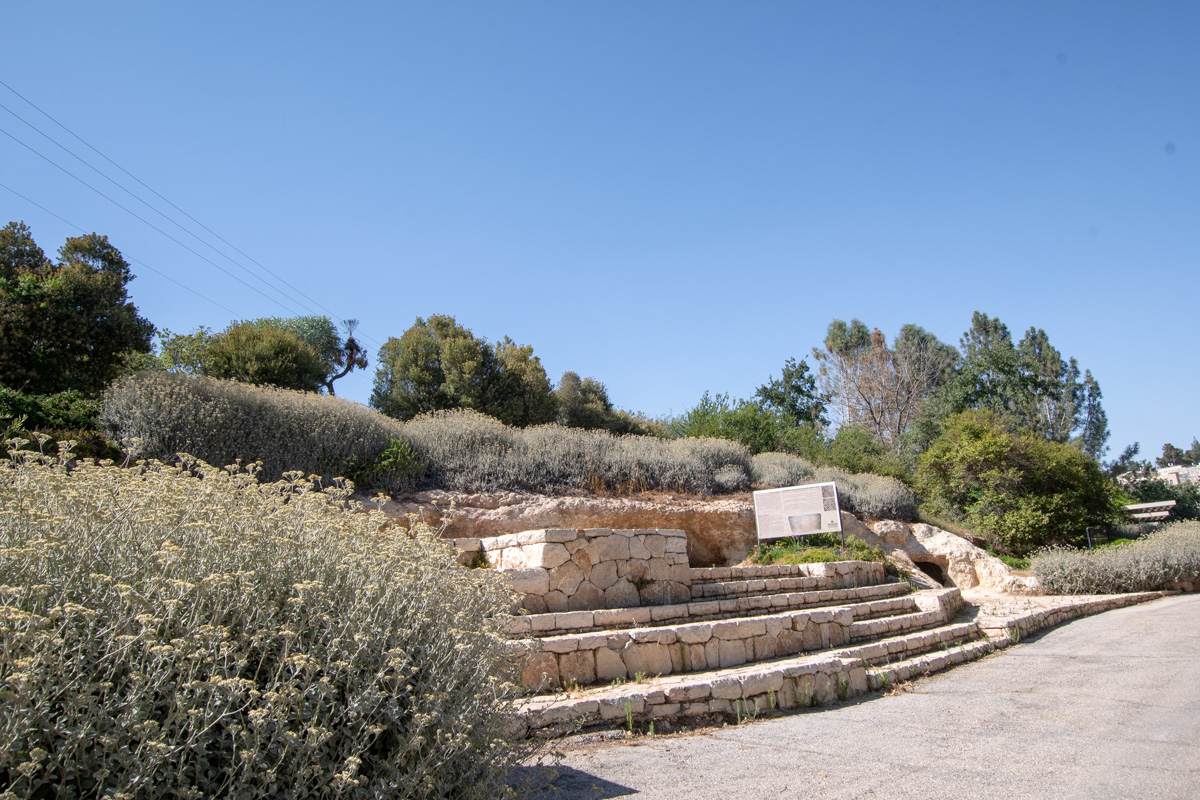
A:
457,527,1011,737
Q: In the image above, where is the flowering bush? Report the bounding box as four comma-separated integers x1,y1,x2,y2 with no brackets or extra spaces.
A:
0,447,525,798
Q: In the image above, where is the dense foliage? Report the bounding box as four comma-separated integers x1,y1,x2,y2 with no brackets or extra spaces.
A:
1032,521,1200,594
371,315,557,427
401,408,749,495
101,372,418,493
0,450,525,798
203,322,329,392
917,410,1118,556
0,222,154,394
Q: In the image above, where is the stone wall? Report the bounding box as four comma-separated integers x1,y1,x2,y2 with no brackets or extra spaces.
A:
456,528,691,613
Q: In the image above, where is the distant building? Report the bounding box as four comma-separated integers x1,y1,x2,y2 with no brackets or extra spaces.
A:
1157,465,1200,486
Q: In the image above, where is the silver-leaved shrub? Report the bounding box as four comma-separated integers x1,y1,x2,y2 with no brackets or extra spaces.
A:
1032,520,1200,594
0,448,526,799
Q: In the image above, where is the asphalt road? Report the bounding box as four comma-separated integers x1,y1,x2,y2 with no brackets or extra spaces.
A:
515,593,1200,800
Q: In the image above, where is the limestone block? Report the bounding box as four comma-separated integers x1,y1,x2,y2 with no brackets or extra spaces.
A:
548,561,585,596
544,592,566,618
623,642,673,677
688,600,720,616
565,537,589,554
497,548,528,570
540,637,579,654
598,695,643,720
584,535,630,563
543,529,580,543
524,542,572,570
555,610,594,629
677,623,712,645
521,594,548,614
686,643,708,671
589,560,620,590
568,581,605,611
644,536,667,559
504,616,533,636
813,673,832,704
740,671,784,697
777,628,805,655
651,703,682,718
764,617,786,637
671,565,692,585
664,535,688,555
558,651,596,686
520,653,560,691
710,677,744,700
683,702,711,717
604,578,640,608
503,569,549,595
594,607,651,627
575,633,609,650
802,621,824,651
453,538,482,552
571,549,594,580
717,639,747,668
670,642,685,672
516,530,548,546
647,558,672,581
650,603,689,622
595,647,627,682
628,536,652,560
750,634,778,660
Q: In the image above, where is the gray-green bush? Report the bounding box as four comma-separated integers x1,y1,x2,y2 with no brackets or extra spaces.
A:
1031,521,1200,594
401,409,752,495
0,449,526,799
750,452,816,488
101,372,417,492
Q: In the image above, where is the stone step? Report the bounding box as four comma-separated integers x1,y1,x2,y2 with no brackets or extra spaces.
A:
847,609,946,641
504,581,912,639
833,621,980,666
865,639,998,690
690,561,887,592
514,591,959,692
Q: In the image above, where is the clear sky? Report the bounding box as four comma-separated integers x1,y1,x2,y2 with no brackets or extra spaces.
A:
2,1,1196,459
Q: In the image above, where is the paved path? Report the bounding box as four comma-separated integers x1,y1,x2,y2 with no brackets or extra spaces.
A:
516,594,1200,800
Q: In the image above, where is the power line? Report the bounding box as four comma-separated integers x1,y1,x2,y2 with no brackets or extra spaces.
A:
0,78,383,348
0,124,308,316
0,180,243,318
0,98,323,315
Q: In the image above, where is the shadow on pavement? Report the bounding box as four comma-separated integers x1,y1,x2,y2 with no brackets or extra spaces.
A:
510,764,637,799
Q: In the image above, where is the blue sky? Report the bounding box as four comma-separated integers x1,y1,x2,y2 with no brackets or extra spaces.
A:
2,1,1196,459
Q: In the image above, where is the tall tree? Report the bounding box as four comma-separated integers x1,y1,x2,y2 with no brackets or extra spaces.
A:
0,222,154,394
811,319,957,449
754,357,827,427
252,316,368,395
487,337,557,427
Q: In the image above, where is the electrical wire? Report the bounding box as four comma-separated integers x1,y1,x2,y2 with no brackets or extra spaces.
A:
0,180,243,318
0,78,383,348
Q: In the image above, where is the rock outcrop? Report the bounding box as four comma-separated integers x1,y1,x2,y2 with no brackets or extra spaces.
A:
375,490,758,568
375,490,1037,593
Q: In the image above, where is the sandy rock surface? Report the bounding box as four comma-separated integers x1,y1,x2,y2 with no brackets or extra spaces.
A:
373,491,1036,592
374,490,759,567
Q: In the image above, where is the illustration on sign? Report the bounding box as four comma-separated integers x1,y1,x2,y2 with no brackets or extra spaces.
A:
752,481,842,542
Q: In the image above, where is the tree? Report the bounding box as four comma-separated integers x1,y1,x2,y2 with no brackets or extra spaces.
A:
1157,440,1199,468
555,371,616,430
666,391,793,455
754,357,827,427
370,315,556,426
251,316,368,395
205,322,326,392
917,410,1119,556
0,222,154,394
155,327,216,375
918,312,1110,459
811,319,957,450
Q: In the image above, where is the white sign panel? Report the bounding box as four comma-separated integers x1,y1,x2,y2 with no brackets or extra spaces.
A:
752,481,842,542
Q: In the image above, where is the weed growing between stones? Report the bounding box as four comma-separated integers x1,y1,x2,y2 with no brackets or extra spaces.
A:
0,446,528,799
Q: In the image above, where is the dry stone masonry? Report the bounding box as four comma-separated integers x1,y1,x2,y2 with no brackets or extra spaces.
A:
455,528,692,613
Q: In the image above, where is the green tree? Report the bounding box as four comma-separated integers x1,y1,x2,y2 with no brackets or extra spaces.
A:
555,371,616,430
205,322,326,392
487,337,558,427
0,222,154,394
667,391,793,455
1157,440,1198,467
251,316,368,395
370,315,495,420
917,410,1119,556
754,357,827,427
155,326,216,375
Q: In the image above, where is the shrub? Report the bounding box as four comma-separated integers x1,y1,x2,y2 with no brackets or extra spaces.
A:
0,389,100,432
399,409,750,495
205,322,327,392
0,450,525,799
917,410,1119,556
749,452,816,488
811,466,919,521
1031,520,1200,594
748,533,887,566
100,372,417,493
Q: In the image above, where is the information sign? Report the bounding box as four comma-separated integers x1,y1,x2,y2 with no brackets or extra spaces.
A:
752,481,842,542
